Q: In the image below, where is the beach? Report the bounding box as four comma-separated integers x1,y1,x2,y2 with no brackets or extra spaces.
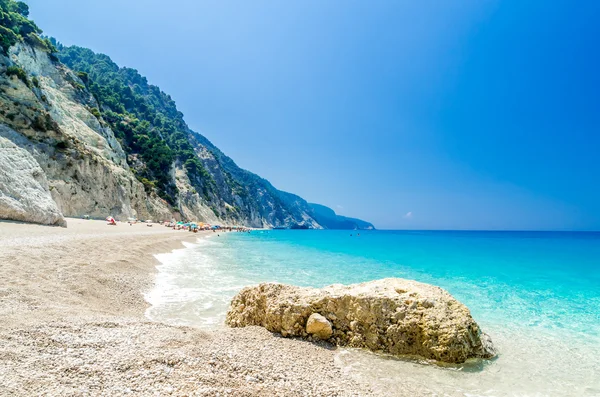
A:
2,221,598,397
0,219,375,396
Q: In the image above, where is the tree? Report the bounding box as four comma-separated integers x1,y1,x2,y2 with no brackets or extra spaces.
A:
9,1,28,17
0,0,41,52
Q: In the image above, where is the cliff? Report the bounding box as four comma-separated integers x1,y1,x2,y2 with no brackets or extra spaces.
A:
0,1,370,228
309,203,375,230
0,42,172,223
0,125,65,226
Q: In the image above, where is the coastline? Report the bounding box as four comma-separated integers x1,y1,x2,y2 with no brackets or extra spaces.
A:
0,219,377,396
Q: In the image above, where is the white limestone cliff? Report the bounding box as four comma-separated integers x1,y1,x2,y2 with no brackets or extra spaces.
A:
0,126,65,226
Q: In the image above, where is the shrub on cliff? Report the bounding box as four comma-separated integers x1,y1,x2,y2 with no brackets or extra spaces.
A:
6,65,29,87
24,33,57,53
0,25,18,52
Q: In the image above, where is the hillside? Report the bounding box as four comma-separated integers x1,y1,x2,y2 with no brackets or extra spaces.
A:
309,204,375,230
0,0,370,229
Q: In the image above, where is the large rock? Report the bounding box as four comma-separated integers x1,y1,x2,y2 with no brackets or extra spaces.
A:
0,132,66,226
226,278,496,364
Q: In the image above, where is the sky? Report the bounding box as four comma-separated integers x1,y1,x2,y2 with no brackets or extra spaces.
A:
27,0,600,230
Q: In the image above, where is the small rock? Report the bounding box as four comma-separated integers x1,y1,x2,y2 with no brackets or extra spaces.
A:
305,313,333,340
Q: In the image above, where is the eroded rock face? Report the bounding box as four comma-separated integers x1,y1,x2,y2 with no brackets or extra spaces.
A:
0,44,173,223
226,278,497,364
0,42,327,228
0,132,66,226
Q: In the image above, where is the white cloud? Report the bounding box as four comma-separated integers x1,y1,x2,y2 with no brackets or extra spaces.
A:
403,211,413,219
336,205,344,210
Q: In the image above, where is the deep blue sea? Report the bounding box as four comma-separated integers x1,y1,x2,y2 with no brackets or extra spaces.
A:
146,230,600,396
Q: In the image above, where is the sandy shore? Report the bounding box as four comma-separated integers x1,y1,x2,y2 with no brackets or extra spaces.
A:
0,218,376,396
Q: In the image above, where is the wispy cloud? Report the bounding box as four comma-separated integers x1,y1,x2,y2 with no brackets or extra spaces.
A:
403,211,413,219
336,205,344,210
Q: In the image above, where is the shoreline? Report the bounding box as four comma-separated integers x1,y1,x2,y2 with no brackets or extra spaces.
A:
144,235,217,327
144,232,237,329
0,218,378,396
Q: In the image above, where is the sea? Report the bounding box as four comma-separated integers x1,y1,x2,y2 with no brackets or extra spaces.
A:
145,230,600,396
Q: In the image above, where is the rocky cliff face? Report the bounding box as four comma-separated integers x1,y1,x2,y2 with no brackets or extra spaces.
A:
189,133,321,228
0,125,65,226
55,44,326,229
0,5,371,228
0,42,172,223
0,40,326,227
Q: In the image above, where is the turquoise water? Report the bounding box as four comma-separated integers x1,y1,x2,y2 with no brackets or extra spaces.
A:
146,230,600,396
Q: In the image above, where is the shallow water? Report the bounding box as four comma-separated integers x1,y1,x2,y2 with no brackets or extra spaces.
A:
145,230,600,396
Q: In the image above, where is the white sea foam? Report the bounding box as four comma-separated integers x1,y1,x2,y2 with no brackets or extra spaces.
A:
145,236,249,327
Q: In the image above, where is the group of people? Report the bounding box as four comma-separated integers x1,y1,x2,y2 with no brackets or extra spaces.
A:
102,216,256,234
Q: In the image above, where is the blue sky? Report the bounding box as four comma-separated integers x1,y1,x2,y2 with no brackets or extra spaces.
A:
28,0,599,230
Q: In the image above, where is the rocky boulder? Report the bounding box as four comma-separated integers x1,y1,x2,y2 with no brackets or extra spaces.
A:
226,278,496,364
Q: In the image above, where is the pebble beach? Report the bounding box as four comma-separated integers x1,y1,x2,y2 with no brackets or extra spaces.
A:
0,219,378,396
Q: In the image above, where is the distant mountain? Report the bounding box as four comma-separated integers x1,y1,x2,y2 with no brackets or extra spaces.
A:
308,204,375,230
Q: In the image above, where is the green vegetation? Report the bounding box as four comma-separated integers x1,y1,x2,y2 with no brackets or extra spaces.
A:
0,0,43,53
24,32,56,53
140,177,155,192
76,71,88,83
57,45,216,205
6,65,29,86
89,107,101,119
